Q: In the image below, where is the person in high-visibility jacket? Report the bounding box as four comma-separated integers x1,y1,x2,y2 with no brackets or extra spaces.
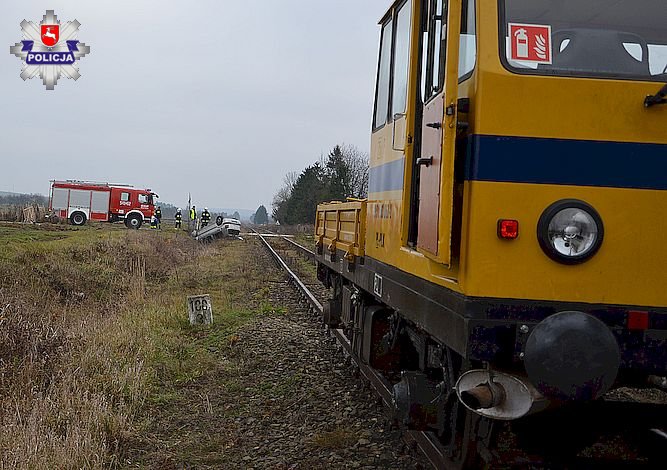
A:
189,206,198,230
155,206,162,229
175,208,182,229
201,207,211,227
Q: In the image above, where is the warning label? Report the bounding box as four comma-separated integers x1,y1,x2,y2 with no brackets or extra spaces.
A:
509,23,552,64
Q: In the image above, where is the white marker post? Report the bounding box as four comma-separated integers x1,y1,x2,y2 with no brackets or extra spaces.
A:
187,294,213,325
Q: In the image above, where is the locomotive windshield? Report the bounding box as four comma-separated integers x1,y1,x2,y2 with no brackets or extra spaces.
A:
501,0,667,81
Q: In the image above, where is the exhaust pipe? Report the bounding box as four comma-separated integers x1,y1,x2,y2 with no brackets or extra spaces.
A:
455,370,549,420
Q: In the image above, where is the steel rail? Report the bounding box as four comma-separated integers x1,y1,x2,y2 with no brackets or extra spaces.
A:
256,231,322,313
254,229,452,469
250,227,316,260
280,236,316,260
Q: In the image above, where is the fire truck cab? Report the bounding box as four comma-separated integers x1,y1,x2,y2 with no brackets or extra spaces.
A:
49,180,157,229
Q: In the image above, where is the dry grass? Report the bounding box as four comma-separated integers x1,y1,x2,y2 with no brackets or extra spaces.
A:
0,225,197,469
0,222,276,469
310,428,358,450
0,205,47,223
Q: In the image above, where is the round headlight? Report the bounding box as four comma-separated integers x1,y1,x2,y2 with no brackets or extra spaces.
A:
537,200,604,264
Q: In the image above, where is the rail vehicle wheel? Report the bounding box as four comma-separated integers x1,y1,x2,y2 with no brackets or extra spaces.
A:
70,211,87,226
390,332,489,467
125,214,142,230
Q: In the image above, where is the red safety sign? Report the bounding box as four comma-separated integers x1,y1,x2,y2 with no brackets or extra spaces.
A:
509,23,552,64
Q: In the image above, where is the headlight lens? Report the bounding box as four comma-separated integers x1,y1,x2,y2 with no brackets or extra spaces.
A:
538,200,604,264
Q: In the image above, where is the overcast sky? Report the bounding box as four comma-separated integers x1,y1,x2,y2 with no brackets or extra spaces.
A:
1,1,391,211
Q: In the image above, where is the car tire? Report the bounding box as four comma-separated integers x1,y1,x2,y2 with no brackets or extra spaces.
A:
216,216,224,226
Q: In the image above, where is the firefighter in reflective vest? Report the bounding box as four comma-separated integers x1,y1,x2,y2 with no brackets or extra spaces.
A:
175,208,182,229
201,207,211,227
155,206,162,228
150,214,158,229
190,205,197,229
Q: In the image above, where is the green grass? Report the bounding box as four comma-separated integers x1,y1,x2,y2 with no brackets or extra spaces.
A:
0,227,68,242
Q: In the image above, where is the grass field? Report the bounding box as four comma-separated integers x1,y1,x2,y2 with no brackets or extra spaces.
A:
0,222,272,469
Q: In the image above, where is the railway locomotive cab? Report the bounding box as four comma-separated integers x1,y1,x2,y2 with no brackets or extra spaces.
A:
315,0,667,466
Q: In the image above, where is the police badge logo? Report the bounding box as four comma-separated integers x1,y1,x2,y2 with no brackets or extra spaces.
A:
9,10,90,90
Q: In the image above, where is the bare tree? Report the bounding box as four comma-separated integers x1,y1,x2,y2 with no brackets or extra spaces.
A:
284,171,299,193
272,145,368,224
339,144,369,198
272,171,299,222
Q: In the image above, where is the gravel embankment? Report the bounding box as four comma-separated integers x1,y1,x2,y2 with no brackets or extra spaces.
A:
219,272,429,469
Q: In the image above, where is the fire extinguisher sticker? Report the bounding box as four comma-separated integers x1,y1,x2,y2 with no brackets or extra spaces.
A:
508,23,552,65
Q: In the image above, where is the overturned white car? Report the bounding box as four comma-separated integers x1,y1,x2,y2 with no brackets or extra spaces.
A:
220,217,241,237
193,216,242,241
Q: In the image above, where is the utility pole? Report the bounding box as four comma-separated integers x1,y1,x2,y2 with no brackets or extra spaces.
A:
187,192,192,231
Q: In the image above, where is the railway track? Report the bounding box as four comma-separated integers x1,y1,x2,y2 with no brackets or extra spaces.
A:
251,227,667,469
253,229,460,469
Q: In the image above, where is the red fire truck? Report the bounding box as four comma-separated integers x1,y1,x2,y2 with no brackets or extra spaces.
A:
49,180,157,228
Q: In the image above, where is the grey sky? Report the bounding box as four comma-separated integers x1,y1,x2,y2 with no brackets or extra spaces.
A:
1,1,391,211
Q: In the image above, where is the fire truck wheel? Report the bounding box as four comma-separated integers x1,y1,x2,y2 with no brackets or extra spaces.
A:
70,212,87,226
126,214,142,230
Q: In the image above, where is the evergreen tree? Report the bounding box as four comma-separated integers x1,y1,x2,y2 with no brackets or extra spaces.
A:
324,145,351,201
271,144,368,225
284,163,326,225
254,205,269,225
323,144,369,200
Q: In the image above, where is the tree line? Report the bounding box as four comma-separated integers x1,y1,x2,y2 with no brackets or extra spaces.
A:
272,144,369,225
0,193,48,206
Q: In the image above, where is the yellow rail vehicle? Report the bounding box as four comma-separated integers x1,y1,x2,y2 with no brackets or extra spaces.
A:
316,0,666,466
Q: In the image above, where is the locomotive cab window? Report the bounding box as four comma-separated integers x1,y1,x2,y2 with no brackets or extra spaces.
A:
421,0,476,101
459,0,476,80
373,1,413,130
501,0,667,81
392,2,413,117
374,20,393,129
422,0,447,103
